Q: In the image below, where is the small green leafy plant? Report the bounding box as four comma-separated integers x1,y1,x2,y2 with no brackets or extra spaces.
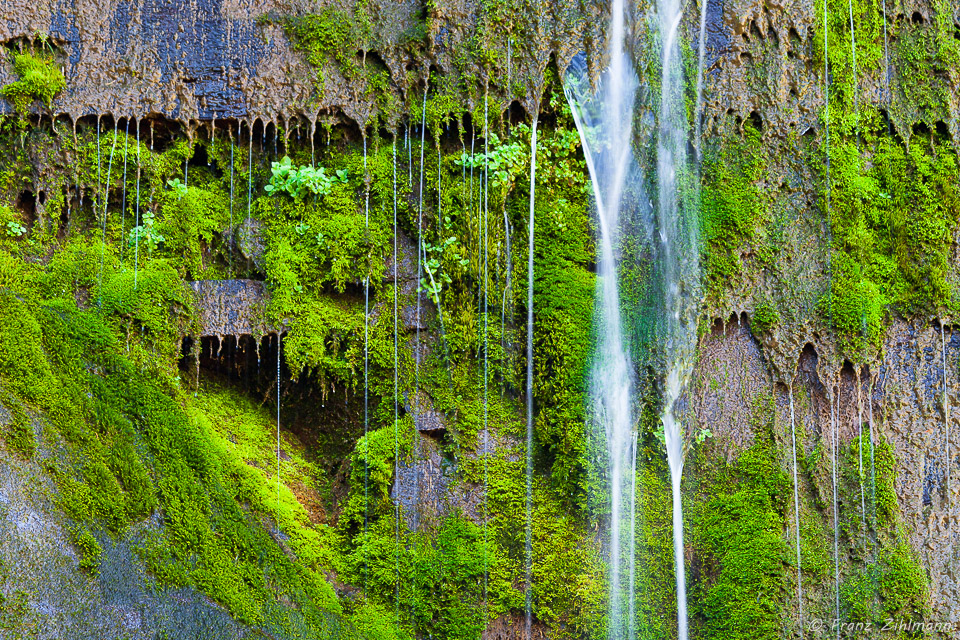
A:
127,210,164,253
4,221,26,238
265,156,347,198
166,178,188,199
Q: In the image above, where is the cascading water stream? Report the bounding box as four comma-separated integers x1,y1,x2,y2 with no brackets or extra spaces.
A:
564,0,645,634
657,0,698,633
789,385,803,624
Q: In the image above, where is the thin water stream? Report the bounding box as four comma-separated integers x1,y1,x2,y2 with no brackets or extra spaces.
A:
524,115,538,640
789,385,803,624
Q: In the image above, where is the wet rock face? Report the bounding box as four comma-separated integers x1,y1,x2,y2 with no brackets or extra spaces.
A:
0,406,252,638
188,278,270,337
692,314,772,458
879,320,960,626
0,0,596,127
696,316,960,625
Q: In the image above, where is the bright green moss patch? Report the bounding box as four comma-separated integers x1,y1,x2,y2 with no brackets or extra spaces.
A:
69,526,103,574
821,133,959,357
700,123,766,298
693,395,790,640
0,398,35,458
0,51,65,115
750,300,778,335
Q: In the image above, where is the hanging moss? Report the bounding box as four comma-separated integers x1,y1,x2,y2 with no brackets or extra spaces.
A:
0,51,65,115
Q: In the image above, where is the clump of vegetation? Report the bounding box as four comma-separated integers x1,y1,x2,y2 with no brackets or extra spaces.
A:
69,526,103,574
750,300,778,335
1,46,65,115
0,399,35,458
700,120,767,298
265,156,347,198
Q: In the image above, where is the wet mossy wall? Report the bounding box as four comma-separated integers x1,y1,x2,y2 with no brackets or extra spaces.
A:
0,0,959,638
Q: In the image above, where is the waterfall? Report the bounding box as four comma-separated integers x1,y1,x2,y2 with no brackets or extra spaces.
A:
563,0,643,633
525,115,538,640
658,0,697,630
789,385,803,624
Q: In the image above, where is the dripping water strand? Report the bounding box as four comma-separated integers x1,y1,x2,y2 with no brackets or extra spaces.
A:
416,88,428,392
98,121,118,311
832,387,841,639
277,332,281,528
789,385,803,626
392,136,400,626
501,212,512,379
247,123,253,268
880,0,892,115
847,0,859,142
524,115,538,640
627,431,637,640
134,120,141,289
229,128,235,277
867,373,879,613
694,0,709,163
822,0,840,631
120,118,129,268
363,133,371,590
858,370,867,551
482,89,490,618
943,325,951,541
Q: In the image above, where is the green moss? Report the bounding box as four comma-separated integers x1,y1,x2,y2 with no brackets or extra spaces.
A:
0,398,35,458
700,122,766,298
282,10,361,95
750,300,778,335
693,395,790,640
70,526,103,574
820,131,959,357
0,51,65,115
